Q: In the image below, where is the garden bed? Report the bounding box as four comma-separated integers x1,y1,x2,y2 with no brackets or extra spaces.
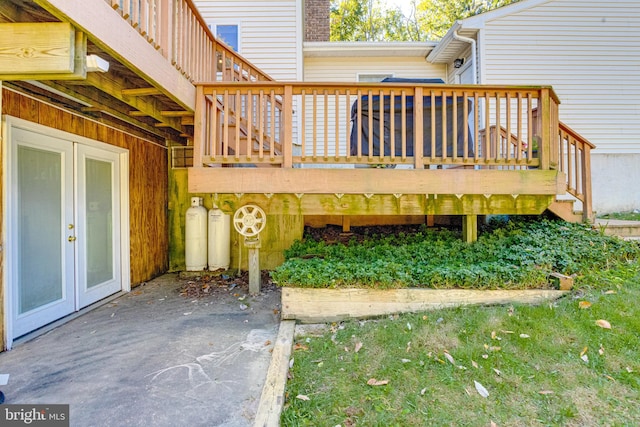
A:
272,218,640,322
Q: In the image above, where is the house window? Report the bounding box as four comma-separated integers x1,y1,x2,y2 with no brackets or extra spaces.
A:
357,73,393,82
209,24,240,52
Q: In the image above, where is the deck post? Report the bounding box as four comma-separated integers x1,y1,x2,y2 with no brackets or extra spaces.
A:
245,237,261,295
581,144,593,222
539,88,551,170
462,214,478,243
193,84,205,167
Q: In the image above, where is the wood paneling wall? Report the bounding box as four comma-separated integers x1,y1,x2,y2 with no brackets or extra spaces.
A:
1,88,169,285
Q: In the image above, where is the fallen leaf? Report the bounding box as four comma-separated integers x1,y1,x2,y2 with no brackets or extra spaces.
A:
595,319,612,329
296,394,310,401
474,380,489,398
422,315,428,320
604,290,617,295
501,330,515,334
599,346,605,355
491,330,498,340
482,354,489,359
519,334,530,339
472,360,479,369
489,346,501,352
293,343,308,351
406,341,412,352
264,340,272,346
579,301,592,309
317,361,324,368
354,342,363,353
367,378,389,386
444,351,456,365
538,390,554,395
580,346,588,357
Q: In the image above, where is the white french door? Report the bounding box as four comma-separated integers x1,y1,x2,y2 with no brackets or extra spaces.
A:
6,121,128,342
75,144,122,308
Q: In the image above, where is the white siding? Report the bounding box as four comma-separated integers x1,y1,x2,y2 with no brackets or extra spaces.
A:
304,57,445,82
478,0,640,154
194,0,301,81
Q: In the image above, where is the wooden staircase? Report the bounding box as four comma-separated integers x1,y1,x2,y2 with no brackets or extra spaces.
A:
545,121,595,223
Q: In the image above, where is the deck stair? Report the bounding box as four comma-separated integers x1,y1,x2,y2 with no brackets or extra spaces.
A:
547,200,585,223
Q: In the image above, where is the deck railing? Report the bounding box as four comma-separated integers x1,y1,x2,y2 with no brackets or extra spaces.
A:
107,0,272,83
194,82,561,171
557,122,595,220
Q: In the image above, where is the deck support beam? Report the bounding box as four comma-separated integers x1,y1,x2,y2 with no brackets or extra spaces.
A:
463,214,478,242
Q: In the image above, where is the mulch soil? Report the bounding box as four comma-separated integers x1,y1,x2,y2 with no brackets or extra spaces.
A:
178,224,456,298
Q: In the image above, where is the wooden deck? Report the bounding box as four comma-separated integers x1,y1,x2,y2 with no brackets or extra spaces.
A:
189,81,594,235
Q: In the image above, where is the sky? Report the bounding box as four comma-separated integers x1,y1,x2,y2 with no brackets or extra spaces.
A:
384,0,414,16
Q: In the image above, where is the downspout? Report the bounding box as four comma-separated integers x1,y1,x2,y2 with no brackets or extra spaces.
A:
453,30,477,84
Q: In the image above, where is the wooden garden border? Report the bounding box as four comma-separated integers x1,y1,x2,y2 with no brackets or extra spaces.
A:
281,287,569,323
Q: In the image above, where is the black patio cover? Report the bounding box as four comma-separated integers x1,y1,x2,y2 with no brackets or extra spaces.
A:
349,77,474,157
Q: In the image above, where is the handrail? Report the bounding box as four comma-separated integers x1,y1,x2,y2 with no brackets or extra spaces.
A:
557,121,595,221
194,82,560,171
107,0,273,83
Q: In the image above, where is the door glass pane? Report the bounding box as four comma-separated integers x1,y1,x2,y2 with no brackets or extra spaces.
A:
17,146,63,313
86,158,114,288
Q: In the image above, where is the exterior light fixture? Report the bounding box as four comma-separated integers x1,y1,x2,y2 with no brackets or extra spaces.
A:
453,58,465,68
86,54,110,72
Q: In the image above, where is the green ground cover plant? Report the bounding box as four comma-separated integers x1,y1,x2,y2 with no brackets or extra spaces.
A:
282,259,640,426
271,218,640,289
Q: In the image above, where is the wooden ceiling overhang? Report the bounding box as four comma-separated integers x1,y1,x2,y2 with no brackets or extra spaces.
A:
0,0,194,144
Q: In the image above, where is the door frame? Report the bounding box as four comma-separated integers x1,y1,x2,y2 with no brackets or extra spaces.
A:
2,115,130,349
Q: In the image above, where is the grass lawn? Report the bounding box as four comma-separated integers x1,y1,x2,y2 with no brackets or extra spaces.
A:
598,211,640,222
280,221,640,426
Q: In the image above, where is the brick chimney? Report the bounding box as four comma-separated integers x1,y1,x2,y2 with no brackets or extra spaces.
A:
305,0,330,42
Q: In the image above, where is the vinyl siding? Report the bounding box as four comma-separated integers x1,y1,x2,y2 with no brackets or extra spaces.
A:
304,57,445,82
194,0,300,81
478,0,640,154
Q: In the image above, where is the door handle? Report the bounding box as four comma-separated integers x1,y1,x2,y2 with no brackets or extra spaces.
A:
68,236,77,242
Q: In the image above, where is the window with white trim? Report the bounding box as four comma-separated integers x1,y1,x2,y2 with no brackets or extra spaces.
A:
208,24,240,52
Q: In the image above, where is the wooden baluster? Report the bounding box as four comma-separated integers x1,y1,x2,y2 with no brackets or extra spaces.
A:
345,90,351,161
473,92,479,162
283,85,293,168
414,87,424,169
335,90,340,161
312,90,317,160
324,90,329,161
300,90,306,161
452,91,458,162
